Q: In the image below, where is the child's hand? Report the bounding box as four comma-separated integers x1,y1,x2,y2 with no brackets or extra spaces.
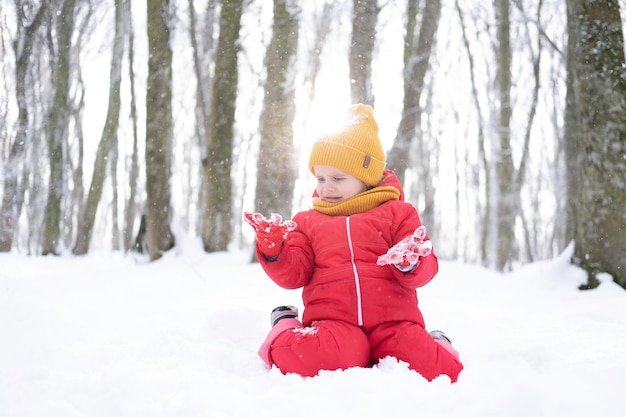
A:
377,226,433,270
243,212,297,258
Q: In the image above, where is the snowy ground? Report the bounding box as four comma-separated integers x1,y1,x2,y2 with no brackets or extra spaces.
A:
1,239,625,417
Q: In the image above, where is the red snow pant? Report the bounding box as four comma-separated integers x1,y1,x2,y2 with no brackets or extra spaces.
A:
259,318,463,382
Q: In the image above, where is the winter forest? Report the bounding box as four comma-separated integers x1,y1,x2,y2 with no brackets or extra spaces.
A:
0,0,625,287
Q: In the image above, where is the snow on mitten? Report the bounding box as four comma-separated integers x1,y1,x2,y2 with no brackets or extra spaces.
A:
243,212,297,258
377,226,433,271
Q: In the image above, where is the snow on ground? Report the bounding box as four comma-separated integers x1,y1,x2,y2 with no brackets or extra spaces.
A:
1,240,625,417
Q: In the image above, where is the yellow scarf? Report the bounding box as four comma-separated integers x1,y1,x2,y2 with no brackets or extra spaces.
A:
312,186,401,216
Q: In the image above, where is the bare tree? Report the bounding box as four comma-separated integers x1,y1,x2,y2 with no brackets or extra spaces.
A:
253,0,300,220
123,0,141,252
454,1,490,264
350,0,378,105
188,0,217,236
110,132,120,250
42,0,77,255
511,0,545,264
387,0,441,189
492,0,516,271
73,0,125,255
565,0,626,288
145,0,175,260
202,0,244,252
0,1,49,252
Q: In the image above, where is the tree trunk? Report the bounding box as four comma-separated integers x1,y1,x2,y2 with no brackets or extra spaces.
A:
493,0,516,271
349,0,378,105
387,0,441,187
188,0,217,236
565,0,626,288
123,0,141,252
145,0,175,261
251,0,300,261
202,0,244,252
0,3,48,252
42,0,76,256
73,0,125,255
110,137,120,250
254,0,299,217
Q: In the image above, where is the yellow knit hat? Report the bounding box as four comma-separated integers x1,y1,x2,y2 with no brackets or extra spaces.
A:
308,104,386,186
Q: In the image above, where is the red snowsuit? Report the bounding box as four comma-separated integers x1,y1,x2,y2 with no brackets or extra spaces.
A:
257,170,463,382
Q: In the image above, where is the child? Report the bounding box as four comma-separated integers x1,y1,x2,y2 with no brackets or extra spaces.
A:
244,104,463,382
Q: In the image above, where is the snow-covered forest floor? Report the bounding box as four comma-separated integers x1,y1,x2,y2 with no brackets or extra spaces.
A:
1,239,625,417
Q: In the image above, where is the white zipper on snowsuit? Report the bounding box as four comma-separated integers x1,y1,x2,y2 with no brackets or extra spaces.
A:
345,217,364,326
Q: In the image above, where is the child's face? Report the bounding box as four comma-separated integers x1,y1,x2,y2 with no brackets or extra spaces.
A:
313,165,367,203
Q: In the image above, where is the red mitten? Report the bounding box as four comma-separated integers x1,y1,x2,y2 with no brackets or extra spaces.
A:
377,226,433,270
243,212,297,258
